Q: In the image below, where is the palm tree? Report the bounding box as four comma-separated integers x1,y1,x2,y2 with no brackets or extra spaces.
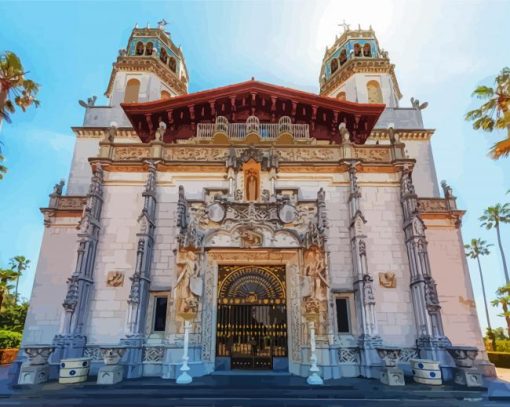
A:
465,238,494,345
0,142,6,180
0,268,16,310
8,256,30,304
0,51,40,124
465,67,510,158
492,284,510,337
480,204,510,284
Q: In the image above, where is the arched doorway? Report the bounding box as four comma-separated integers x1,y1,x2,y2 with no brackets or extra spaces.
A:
216,265,287,370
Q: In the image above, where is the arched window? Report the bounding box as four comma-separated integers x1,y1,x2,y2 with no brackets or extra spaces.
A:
160,90,171,100
336,92,346,101
353,43,362,57
124,78,141,103
339,49,347,65
169,57,177,72
160,48,168,64
135,41,144,55
363,43,371,57
145,42,154,56
330,58,339,74
366,80,383,104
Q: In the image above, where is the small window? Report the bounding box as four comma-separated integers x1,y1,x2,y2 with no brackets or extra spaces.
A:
363,43,371,57
330,58,338,74
367,80,383,104
336,91,346,101
353,43,362,57
169,57,177,73
160,90,171,100
124,78,141,103
135,41,144,55
336,298,350,333
153,297,168,332
339,49,347,65
145,42,154,56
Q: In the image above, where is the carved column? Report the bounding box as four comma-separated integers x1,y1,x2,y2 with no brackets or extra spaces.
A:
226,146,237,197
54,164,104,359
347,162,382,378
400,165,450,362
122,161,158,378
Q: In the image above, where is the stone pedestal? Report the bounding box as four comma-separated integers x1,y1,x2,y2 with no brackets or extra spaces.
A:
376,346,405,386
447,346,483,387
97,364,123,385
454,367,483,387
17,346,55,385
18,364,49,385
380,367,405,386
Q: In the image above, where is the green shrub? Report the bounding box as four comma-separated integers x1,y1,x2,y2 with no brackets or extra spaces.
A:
0,330,22,349
488,352,510,368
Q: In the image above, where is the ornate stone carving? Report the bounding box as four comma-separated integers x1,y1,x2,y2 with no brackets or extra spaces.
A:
362,274,375,305
175,250,202,315
106,271,124,287
114,146,151,160
239,228,263,247
303,248,328,301
378,272,396,288
154,121,166,142
304,297,321,314
143,346,165,363
338,347,360,364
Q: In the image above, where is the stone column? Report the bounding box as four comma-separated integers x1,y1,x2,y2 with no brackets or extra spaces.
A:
226,146,237,197
122,161,158,378
399,165,451,363
53,164,105,360
347,162,382,378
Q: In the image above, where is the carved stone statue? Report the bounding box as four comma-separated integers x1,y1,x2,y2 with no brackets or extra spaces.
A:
155,121,167,142
239,229,262,248
104,123,117,143
362,274,375,305
245,169,259,201
339,122,350,144
261,189,270,202
52,179,65,196
379,272,396,288
304,249,328,301
234,189,243,201
441,180,453,199
175,251,201,314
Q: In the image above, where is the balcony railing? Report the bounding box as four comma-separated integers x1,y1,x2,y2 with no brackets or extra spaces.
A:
196,116,310,141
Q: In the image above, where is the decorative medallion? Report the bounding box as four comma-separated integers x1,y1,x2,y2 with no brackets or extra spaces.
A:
278,204,297,224
207,203,225,223
378,272,396,288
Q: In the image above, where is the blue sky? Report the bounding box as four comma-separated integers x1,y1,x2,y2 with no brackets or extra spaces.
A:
0,0,509,333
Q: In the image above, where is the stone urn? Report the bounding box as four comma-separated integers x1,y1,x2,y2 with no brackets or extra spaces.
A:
100,346,126,365
376,346,402,368
446,346,478,368
24,346,55,365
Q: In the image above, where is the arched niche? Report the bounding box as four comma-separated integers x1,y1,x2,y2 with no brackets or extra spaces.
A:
124,78,141,103
367,80,383,104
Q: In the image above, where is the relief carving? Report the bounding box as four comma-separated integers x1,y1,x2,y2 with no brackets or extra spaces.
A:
106,271,124,287
378,272,396,288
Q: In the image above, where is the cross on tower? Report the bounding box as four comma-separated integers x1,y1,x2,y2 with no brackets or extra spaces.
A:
158,18,168,30
338,20,350,32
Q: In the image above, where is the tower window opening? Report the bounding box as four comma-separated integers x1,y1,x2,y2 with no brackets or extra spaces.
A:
367,80,383,104
153,296,168,332
339,49,347,65
169,57,177,73
135,41,144,55
336,298,351,333
160,90,171,100
363,43,372,57
336,92,346,101
354,43,362,57
145,42,154,56
330,58,339,74
124,78,141,103
160,48,168,64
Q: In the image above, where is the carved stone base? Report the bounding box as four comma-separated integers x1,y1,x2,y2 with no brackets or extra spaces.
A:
380,367,405,386
120,337,144,379
52,334,87,361
18,363,49,385
97,364,123,385
454,367,483,387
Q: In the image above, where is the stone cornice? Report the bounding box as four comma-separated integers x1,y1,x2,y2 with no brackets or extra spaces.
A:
72,127,139,139
417,197,465,228
320,58,402,100
369,129,435,141
105,56,188,97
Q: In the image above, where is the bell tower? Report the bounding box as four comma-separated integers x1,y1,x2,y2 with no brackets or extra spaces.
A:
105,20,189,107
319,25,401,107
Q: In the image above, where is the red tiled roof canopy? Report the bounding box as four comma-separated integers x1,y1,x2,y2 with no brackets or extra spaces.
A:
121,80,385,144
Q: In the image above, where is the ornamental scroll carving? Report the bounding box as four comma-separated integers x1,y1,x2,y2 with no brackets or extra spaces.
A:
353,147,391,162
114,146,151,160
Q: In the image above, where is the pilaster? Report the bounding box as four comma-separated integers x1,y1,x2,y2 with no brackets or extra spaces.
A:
346,161,382,378
399,165,451,365
53,164,104,360
123,161,158,378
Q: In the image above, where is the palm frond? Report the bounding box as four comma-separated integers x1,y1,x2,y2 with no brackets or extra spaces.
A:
472,86,495,99
490,137,510,159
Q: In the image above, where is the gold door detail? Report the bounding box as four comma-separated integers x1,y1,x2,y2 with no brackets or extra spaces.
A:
216,266,287,369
